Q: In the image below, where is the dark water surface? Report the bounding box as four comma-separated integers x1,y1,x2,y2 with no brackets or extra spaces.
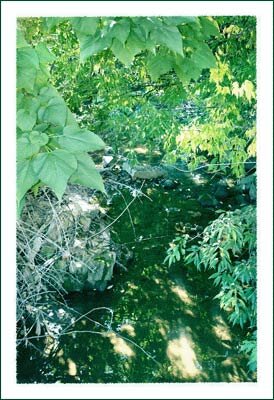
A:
17,170,252,383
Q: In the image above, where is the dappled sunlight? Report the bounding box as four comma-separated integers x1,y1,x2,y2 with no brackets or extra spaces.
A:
155,318,169,339
212,315,232,341
171,285,194,306
184,308,195,317
119,323,136,337
133,146,148,154
127,282,138,290
190,173,208,185
167,331,207,380
67,358,77,376
220,357,248,382
104,332,135,357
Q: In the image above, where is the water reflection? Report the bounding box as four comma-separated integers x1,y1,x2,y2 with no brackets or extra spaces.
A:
17,169,253,383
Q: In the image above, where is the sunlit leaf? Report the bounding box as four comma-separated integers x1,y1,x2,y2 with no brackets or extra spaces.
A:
33,149,77,200
58,126,105,152
69,153,105,193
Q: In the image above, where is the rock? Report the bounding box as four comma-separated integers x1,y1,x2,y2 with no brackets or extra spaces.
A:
214,184,230,200
161,179,179,189
103,155,114,167
198,193,218,208
122,161,167,180
19,188,118,294
85,251,116,291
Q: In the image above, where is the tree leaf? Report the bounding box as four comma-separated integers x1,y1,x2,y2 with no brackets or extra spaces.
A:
111,38,135,65
79,33,111,62
17,47,40,92
71,17,99,36
17,29,29,48
43,17,65,32
35,42,55,63
199,17,220,38
17,159,39,203
163,17,198,26
33,150,77,200
29,130,49,146
40,97,68,127
147,53,173,81
17,109,36,131
59,126,105,152
191,43,216,69
17,131,48,160
69,153,105,193
109,19,131,44
150,26,183,54
174,57,202,83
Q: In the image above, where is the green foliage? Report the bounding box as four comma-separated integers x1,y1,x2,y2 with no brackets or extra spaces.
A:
41,16,218,82
164,235,189,267
240,331,257,372
16,21,106,216
164,16,256,177
166,206,257,371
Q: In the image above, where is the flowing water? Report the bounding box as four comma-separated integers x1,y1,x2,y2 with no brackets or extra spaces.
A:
17,168,253,383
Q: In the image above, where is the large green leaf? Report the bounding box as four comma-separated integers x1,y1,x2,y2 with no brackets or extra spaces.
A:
111,38,134,65
79,33,112,62
191,43,216,69
17,131,49,160
69,153,105,193
16,63,37,93
125,31,144,55
109,19,131,44
17,47,40,92
174,57,202,83
35,42,55,64
43,17,65,32
17,196,26,219
150,26,183,55
58,126,105,152
18,96,40,113
33,150,77,200
35,64,50,88
17,47,39,69
17,159,39,203
39,97,68,127
16,29,28,48
199,17,220,38
147,53,173,81
71,17,99,36
163,17,198,26
17,109,36,131
38,86,59,104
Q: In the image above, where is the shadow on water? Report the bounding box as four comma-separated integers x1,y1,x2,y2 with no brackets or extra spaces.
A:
17,170,253,383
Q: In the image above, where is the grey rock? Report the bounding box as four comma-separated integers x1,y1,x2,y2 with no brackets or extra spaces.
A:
122,161,167,180
198,193,218,207
161,179,179,189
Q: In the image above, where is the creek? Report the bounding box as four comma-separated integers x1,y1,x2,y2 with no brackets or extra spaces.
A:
17,166,252,383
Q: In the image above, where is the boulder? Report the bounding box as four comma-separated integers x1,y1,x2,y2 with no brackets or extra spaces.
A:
198,193,218,208
161,179,180,189
122,161,167,180
18,188,118,294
